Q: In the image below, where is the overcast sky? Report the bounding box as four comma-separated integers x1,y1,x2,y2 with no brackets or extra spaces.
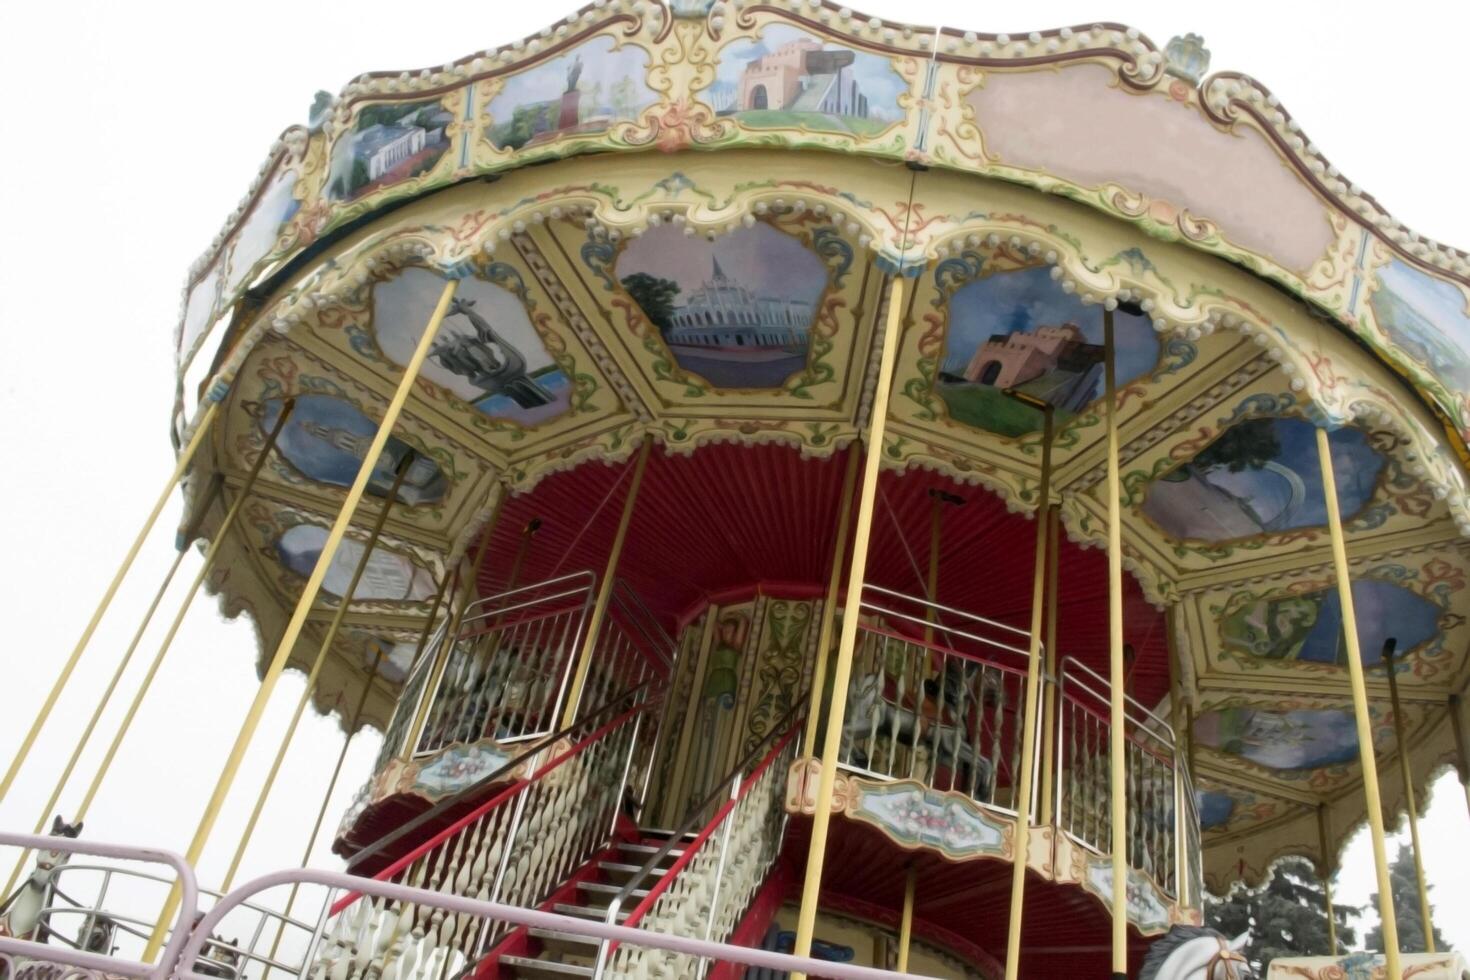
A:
0,0,1467,962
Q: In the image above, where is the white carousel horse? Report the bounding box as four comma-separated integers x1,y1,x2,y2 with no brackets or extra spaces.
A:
1139,925,1252,980
839,671,995,796
0,816,82,942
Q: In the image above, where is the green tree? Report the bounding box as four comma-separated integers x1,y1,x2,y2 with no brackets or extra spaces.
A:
1365,843,1447,953
620,273,681,333
1205,858,1359,975
1163,417,1282,482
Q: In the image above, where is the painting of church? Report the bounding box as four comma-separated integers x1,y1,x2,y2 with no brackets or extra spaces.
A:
1141,418,1385,543
615,223,828,388
258,395,448,506
935,265,1158,437
1220,578,1441,666
711,26,904,136
370,268,573,427
485,36,656,151
1192,707,1360,771
327,100,453,201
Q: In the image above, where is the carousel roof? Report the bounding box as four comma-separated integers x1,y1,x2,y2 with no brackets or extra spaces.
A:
170,0,1470,894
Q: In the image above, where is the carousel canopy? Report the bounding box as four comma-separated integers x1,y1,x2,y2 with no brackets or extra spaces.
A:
170,1,1470,895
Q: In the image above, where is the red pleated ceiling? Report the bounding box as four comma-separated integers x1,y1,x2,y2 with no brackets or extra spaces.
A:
474,443,1170,707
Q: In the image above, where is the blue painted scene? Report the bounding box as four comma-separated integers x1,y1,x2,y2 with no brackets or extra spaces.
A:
1370,259,1470,393
372,268,573,426
225,169,299,295
275,523,436,602
1193,707,1359,771
1142,418,1385,542
259,395,448,506
1221,578,1440,666
326,100,454,201
1195,790,1235,831
936,265,1159,437
486,35,656,150
616,223,828,388
709,25,905,135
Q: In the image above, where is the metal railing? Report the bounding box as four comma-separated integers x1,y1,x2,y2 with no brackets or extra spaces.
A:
1053,657,1185,900
837,586,1034,815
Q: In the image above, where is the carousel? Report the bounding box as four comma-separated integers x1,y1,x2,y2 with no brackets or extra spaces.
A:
2,3,1469,979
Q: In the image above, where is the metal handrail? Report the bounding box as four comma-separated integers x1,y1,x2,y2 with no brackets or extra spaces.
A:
591,701,806,975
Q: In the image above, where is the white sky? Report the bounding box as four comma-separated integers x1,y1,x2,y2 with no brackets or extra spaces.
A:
0,0,1466,961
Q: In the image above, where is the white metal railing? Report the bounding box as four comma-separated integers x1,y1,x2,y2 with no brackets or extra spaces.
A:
837,586,1034,815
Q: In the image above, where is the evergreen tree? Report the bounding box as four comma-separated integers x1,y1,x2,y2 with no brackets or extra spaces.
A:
619,273,681,333
1365,843,1447,953
1205,857,1359,974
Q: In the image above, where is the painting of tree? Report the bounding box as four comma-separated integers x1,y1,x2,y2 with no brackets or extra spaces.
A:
620,273,681,334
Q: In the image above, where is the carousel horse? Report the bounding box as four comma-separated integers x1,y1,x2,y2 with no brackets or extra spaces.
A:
1138,925,1251,980
840,671,995,797
0,816,82,942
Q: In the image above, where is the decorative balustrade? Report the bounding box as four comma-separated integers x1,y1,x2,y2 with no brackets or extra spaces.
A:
837,586,1032,815
595,711,803,980
1053,657,1200,906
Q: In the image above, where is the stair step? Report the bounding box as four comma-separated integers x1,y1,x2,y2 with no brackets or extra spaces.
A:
529,926,600,960
500,955,593,978
578,880,652,901
597,860,670,884
553,903,632,923
616,841,685,861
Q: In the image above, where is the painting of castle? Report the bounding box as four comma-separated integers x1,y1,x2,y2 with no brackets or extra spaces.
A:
486,36,655,151
712,26,904,136
326,100,453,201
616,223,828,388
935,266,1158,437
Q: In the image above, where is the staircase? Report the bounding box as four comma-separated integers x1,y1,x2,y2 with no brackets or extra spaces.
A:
498,836,685,978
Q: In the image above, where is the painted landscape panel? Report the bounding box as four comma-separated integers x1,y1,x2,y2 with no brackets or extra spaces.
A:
616,223,828,388
486,36,655,151
327,100,454,201
372,268,572,426
224,169,299,294
1370,258,1470,394
1193,707,1358,771
1143,418,1384,542
259,395,447,505
936,265,1158,437
710,25,905,136
1221,578,1440,666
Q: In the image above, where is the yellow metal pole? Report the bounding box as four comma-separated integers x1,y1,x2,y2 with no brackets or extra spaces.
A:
1104,309,1129,980
0,400,220,805
1316,424,1401,977
792,274,908,970
559,439,652,726
1038,505,1061,826
1451,695,1470,818
219,454,413,891
1003,400,1053,980
1382,642,1435,952
402,487,506,758
1318,804,1338,955
73,409,294,823
143,277,459,962
896,864,917,973
803,449,861,764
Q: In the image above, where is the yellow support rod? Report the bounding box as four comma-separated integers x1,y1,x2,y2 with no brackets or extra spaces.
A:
1452,695,1470,818
1003,404,1054,980
0,400,220,805
1104,309,1129,979
219,454,413,891
1382,642,1435,952
73,406,294,823
1038,505,1060,826
559,439,652,726
402,486,506,758
1318,804,1338,955
803,448,861,764
1316,424,1401,977
896,864,917,973
143,277,459,962
792,274,908,972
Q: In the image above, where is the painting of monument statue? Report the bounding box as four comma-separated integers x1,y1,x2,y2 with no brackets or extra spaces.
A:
1192,707,1360,771
485,35,656,151
1220,578,1440,666
709,25,905,136
616,223,828,388
1141,418,1384,543
326,99,454,201
370,268,572,426
275,523,437,602
935,265,1159,437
